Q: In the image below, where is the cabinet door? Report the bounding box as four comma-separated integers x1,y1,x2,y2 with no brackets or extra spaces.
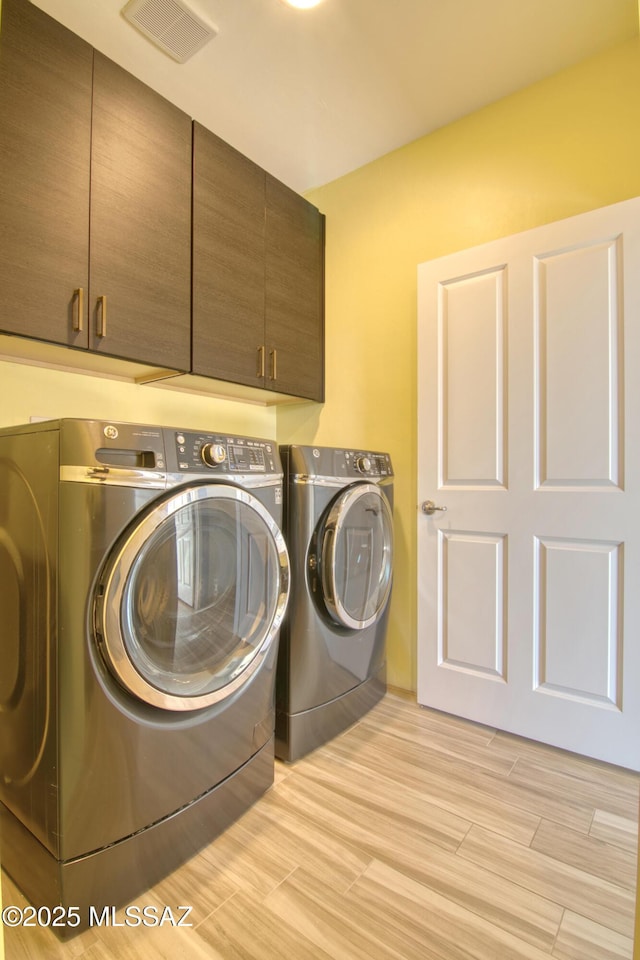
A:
265,176,325,402
0,0,92,347
192,123,266,387
88,53,191,369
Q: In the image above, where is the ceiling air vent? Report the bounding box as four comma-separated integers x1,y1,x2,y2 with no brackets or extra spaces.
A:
121,0,218,63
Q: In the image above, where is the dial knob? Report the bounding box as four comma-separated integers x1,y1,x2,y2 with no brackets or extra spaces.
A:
355,455,371,473
201,442,227,467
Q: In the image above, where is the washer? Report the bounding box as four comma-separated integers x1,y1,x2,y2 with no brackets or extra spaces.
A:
276,445,393,762
0,418,289,923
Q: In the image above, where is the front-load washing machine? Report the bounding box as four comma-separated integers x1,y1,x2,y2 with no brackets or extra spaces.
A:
0,418,289,924
276,445,393,761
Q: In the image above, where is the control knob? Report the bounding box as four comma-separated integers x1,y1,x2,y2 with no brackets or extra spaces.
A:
355,455,372,473
201,442,227,467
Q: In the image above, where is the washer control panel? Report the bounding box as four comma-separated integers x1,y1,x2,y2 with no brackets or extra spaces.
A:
167,430,279,475
343,450,393,478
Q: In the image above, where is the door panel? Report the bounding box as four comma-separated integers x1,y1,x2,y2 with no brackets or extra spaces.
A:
535,238,622,489
440,530,506,680
440,267,507,488
417,197,640,770
534,536,621,707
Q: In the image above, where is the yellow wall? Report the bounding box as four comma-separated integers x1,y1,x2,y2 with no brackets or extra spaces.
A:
283,37,640,956
0,358,277,438
282,36,640,695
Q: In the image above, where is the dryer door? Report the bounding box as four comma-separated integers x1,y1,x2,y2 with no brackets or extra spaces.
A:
320,483,393,630
94,483,289,711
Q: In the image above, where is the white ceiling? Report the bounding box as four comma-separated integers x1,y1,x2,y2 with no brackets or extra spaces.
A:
28,0,639,192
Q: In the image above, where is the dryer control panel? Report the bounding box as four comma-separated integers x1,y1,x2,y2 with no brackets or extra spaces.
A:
284,445,393,480
166,430,280,476
324,448,393,479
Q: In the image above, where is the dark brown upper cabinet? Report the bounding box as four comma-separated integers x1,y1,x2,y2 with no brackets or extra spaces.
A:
89,53,192,369
1,0,323,401
193,123,325,402
192,124,266,389
0,0,192,371
0,0,92,348
265,175,325,403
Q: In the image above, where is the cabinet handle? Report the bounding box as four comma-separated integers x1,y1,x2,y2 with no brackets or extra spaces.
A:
73,287,84,332
257,345,265,378
96,296,107,338
270,349,277,381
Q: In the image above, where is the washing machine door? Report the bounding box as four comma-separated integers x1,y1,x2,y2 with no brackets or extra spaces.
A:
319,482,393,630
94,483,289,711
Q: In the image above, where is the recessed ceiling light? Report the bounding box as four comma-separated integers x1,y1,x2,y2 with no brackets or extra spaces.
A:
280,0,324,9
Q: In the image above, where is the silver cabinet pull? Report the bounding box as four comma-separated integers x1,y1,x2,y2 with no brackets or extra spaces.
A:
73,287,84,332
257,345,265,378
421,500,447,515
97,296,107,337
270,349,277,381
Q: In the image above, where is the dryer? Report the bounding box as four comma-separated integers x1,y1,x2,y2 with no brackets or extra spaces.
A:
276,445,393,762
0,419,289,924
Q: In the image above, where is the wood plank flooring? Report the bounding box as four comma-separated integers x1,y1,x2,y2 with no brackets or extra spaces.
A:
2,691,638,959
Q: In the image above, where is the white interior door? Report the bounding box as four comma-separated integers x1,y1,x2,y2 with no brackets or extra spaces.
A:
417,197,640,771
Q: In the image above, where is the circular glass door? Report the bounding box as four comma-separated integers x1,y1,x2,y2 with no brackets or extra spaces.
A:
94,484,289,711
319,483,393,630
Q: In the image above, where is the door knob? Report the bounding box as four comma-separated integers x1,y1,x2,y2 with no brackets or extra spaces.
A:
421,500,447,515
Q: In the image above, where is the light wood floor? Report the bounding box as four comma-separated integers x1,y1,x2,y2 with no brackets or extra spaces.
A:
2,691,638,959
